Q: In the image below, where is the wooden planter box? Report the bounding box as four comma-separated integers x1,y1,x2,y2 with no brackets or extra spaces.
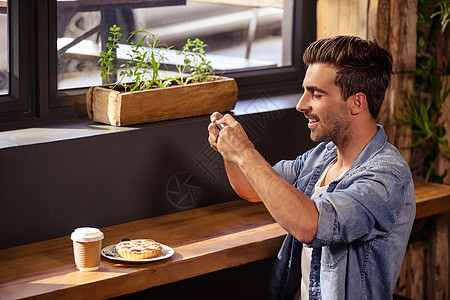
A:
86,76,238,126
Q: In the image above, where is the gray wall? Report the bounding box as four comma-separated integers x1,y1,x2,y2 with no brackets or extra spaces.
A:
0,108,315,249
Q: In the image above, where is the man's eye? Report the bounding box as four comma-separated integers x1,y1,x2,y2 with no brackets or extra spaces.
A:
312,93,322,98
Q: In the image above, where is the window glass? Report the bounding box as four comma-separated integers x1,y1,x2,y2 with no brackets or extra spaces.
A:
0,1,8,95
56,0,292,90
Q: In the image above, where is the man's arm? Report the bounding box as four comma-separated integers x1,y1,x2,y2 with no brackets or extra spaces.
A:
224,161,262,202
208,112,318,243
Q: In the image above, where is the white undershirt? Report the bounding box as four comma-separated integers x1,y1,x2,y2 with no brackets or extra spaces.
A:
296,159,347,300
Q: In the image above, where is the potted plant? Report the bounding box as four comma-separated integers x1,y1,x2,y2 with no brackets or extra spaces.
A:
86,24,238,126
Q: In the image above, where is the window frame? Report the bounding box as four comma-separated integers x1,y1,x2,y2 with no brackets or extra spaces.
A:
0,0,34,120
0,0,316,127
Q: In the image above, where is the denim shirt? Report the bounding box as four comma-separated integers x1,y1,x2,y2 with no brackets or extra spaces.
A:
268,125,416,300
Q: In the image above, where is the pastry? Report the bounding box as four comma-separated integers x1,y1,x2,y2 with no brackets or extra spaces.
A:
115,239,162,260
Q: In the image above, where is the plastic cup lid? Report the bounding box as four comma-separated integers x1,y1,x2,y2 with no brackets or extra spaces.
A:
71,227,104,242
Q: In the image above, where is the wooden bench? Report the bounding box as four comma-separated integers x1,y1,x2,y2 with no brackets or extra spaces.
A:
1,181,449,299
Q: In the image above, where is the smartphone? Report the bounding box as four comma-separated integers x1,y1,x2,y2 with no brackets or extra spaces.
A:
214,120,226,131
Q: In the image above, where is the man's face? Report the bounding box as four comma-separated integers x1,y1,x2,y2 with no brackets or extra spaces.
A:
297,63,351,146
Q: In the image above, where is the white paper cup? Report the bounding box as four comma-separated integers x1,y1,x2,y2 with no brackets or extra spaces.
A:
71,227,104,271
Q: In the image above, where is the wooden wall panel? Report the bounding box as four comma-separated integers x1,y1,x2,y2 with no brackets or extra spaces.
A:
378,72,413,163
386,0,417,72
437,75,450,184
316,0,368,39
367,0,390,46
374,0,416,164
395,240,425,299
434,213,449,300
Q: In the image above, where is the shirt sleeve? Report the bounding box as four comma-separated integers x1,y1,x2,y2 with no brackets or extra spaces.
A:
273,149,313,185
273,159,298,184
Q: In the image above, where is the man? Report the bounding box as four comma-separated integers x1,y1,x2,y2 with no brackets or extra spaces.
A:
207,35,416,299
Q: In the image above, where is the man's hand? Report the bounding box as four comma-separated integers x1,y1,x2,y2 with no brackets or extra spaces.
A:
208,112,254,164
207,112,261,203
207,112,223,152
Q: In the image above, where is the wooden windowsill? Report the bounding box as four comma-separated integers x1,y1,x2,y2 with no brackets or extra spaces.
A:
1,181,449,299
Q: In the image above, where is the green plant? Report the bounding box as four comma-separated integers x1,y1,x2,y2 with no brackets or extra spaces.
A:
98,23,215,92
398,68,450,151
430,0,450,32
397,0,450,183
119,23,172,91
398,74,450,182
176,38,215,84
98,25,121,84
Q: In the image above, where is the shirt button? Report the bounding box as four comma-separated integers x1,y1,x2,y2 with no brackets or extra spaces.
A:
313,265,318,271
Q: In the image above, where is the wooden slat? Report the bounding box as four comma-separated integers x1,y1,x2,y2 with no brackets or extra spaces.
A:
434,213,449,299
395,240,425,299
386,0,418,72
380,72,414,164
437,76,450,184
373,0,417,165
316,0,369,39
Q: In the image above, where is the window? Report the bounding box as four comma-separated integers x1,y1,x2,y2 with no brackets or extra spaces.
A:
0,0,316,124
57,0,293,90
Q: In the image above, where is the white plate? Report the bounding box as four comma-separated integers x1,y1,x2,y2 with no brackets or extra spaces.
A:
101,243,174,262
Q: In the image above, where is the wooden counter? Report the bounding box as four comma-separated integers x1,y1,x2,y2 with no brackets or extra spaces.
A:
413,181,450,219
0,201,286,300
1,181,449,299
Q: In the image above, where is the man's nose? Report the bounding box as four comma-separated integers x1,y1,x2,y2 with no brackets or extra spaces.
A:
296,93,310,113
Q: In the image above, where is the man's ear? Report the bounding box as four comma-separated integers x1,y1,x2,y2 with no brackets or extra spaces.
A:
349,92,367,115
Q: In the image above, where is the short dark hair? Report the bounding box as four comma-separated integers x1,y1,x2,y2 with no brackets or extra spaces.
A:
303,35,393,119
